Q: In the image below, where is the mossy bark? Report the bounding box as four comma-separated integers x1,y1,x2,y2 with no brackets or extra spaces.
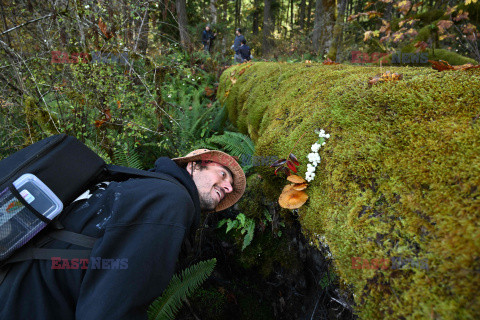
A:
218,62,480,319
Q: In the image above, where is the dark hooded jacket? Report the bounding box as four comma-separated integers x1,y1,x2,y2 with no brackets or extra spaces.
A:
0,157,201,319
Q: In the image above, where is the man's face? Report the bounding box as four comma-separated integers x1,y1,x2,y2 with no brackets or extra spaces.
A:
235,30,240,36
206,26,210,31
187,162,234,211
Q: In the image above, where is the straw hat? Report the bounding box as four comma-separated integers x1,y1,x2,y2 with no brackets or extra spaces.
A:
172,149,246,212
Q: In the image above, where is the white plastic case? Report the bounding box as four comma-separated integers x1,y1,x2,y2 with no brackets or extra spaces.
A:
0,173,63,260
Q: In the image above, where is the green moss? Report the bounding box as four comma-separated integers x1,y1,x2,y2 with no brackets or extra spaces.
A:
219,62,480,319
237,174,266,220
428,48,478,65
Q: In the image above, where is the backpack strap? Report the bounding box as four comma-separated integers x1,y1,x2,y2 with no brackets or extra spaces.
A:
106,164,187,192
0,219,98,285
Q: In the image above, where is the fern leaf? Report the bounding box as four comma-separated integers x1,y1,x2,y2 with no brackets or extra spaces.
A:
113,145,144,169
205,131,255,159
147,258,217,320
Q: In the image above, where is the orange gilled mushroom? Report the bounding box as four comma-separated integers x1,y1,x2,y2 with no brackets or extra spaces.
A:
278,184,309,209
287,175,306,184
293,183,308,191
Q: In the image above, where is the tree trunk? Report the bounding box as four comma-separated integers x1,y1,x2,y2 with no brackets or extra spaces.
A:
262,0,273,55
252,0,261,34
210,0,218,24
312,0,334,56
326,0,348,61
312,0,323,53
306,0,313,32
235,0,242,28
290,0,294,33
299,0,306,31
176,0,190,49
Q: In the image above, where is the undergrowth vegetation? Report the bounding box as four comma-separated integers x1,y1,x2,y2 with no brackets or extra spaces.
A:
219,61,480,319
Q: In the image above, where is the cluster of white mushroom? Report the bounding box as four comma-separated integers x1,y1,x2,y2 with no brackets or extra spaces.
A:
305,129,330,182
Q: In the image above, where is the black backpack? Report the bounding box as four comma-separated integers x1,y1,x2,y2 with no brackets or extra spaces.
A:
0,134,184,283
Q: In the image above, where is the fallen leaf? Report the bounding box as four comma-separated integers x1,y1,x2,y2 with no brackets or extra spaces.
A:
239,68,246,75
368,71,404,86
429,60,454,71
323,58,339,65
454,64,480,71
230,77,237,84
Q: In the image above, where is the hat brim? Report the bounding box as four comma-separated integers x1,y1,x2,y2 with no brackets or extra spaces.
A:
172,150,246,212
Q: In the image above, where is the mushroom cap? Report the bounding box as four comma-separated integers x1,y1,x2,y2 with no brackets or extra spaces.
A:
278,184,309,209
293,182,308,191
287,175,306,184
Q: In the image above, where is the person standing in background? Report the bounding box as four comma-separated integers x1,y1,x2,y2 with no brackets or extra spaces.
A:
202,24,216,53
237,39,251,62
231,28,245,63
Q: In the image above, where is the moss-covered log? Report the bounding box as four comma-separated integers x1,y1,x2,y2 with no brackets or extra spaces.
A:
218,62,480,319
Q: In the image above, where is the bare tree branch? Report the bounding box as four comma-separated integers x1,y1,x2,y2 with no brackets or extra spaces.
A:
0,13,53,36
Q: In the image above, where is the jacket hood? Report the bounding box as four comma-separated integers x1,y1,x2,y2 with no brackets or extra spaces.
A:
149,157,201,231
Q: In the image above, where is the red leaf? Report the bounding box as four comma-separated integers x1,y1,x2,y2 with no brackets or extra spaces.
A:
270,158,287,167
323,58,339,65
286,160,298,173
104,108,112,120
429,60,454,72
289,153,300,166
94,119,105,127
274,166,290,176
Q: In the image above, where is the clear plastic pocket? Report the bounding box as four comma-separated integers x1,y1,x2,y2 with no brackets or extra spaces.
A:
0,174,63,261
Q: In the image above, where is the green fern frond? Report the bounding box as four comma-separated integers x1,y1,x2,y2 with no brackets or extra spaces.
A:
205,131,255,159
147,258,217,320
208,104,227,134
83,139,111,164
113,144,144,169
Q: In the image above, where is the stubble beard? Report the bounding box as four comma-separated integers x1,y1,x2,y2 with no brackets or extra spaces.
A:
198,190,217,211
